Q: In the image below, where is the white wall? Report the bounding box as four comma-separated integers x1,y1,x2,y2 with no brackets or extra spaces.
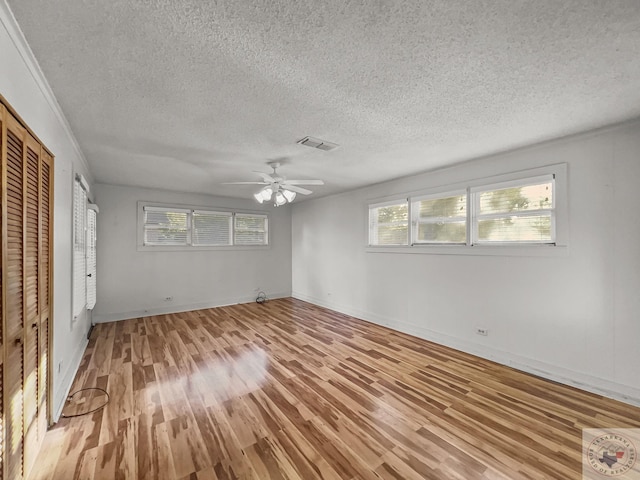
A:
1,2,94,419
292,121,640,406
92,184,292,322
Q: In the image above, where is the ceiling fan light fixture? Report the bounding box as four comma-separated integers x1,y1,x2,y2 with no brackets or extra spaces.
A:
274,191,287,206
282,190,296,202
240,163,322,205
254,187,274,204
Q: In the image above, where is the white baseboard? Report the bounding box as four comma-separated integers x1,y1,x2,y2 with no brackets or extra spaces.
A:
292,291,640,407
92,291,291,323
53,336,89,422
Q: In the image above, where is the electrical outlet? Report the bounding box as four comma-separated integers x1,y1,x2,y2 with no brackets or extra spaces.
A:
164,296,173,302
476,328,489,336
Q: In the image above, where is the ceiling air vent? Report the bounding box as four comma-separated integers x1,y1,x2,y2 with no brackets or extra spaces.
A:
297,136,339,152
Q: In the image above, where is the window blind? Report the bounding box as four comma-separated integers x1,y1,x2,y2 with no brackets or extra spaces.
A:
412,191,467,244
86,206,98,310
141,205,270,247
369,200,409,245
143,206,190,245
234,214,268,245
472,175,555,244
72,178,88,317
192,210,232,246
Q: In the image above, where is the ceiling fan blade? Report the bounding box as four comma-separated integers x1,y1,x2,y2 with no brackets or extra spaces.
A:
282,179,324,186
252,171,276,183
222,181,269,185
283,185,313,195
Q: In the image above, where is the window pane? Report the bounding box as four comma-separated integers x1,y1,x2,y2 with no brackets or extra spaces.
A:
413,193,467,244
236,215,266,230
235,215,268,245
418,194,466,218
193,212,231,245
377,224,408,245
376,204,408,224
417,221,466,243
144,227,189,245
143,209,188,245
235,230,267,245
479,182,552,215
144,209,188,227
370,202,408,245
477,215,552,242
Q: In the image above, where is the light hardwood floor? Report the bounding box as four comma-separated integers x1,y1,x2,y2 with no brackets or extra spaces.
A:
30,298,640,480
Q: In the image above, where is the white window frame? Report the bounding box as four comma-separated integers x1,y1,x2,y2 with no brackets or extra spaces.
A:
366,163,568,257
137,201,270,251
411,189,467,245
368,198,410,246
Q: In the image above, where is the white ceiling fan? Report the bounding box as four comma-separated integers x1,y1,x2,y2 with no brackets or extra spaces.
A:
224,162,324,206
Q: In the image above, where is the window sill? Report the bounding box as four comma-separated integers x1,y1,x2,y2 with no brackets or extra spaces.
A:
366,244,568,257
137,244,271,252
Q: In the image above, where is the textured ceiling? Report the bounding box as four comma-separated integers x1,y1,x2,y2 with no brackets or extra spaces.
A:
8,0,640,200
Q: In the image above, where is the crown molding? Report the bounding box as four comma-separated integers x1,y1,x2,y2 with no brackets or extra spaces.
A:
0,1,94,183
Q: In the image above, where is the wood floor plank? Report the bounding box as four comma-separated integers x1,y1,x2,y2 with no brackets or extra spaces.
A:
92,441,117,480
115,416,137,480
75,447,99,480
152,422,178,480
29,298,640,479
27,426,67,480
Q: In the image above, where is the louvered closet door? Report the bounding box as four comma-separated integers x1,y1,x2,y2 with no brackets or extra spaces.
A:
23,132,41,476
2,106,52,480
5,111,26,480
37,151,52,452
0,105,5,480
